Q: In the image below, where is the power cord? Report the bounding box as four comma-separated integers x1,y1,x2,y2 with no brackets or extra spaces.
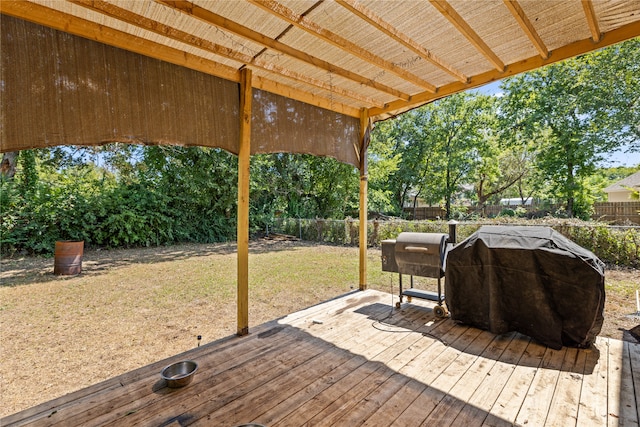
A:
371,274,449,345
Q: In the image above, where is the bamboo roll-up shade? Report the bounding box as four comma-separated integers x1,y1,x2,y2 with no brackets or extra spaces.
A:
1,16,240,154
251,89,360,166
0,15,361,167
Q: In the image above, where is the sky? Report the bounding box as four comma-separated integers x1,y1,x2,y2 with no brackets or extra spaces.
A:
472,81,640,168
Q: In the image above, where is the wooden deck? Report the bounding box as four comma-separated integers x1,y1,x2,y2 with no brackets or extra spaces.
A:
3,289,639,427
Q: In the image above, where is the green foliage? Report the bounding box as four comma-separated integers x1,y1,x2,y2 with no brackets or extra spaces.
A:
368,127,402,214
369,92,498,218
273,217,639,268
498,39,640,217
1,146,360,255
558,224,640,267
251,153,359,231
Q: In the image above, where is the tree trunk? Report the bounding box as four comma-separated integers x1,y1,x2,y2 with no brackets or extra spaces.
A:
566,161,575,217
1,151,18,179
445,166,452,219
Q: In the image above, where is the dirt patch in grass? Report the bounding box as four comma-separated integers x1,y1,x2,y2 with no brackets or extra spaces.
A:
1,239,638,417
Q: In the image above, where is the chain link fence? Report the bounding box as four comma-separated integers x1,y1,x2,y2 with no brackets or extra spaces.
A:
269,217,640,268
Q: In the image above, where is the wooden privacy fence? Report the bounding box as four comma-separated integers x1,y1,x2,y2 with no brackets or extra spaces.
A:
404,202,640,224
593,202,640,224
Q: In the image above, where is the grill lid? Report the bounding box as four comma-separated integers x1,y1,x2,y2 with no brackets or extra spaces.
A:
394,232,448,278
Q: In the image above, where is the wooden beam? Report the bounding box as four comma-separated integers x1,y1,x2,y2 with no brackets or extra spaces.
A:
248,0,437,93
369,19,640,120
336,0,468,83
582,0,602,42
358,109,370,291
503,0,549,59
430,0,505,72
157,0,411,101
237,68,252,336
0,0,240,82
70,0,384,108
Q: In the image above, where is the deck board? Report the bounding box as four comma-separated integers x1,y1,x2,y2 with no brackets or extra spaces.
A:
2,289,638,427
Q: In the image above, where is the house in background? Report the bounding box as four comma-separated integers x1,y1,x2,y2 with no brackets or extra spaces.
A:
604,171,640,202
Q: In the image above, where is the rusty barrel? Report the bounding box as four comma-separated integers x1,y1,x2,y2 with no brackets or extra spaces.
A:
54,240,84,275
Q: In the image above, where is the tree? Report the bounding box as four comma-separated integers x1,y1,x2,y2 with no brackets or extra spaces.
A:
368,122,402,214
498,39,640,218
415,93,496,218
369,113,434,215
369,93,497,218
250,153,358,224
1,152,18,179
473,139,531,214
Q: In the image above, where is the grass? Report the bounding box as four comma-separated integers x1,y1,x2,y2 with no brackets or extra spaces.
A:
0,239,638,418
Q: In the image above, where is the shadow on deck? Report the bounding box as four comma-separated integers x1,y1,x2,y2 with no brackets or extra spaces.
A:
2,290,638,426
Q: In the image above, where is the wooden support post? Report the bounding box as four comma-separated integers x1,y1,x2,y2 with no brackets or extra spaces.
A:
359,109,370,291
237,67,252,336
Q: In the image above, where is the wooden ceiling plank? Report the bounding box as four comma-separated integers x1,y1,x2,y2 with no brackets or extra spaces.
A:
70,0,384,108
336,0,468,83
581,0,602,42
370,19,640,120
156,0,411,101
429,0,506,72
503,0,549,59
248,0,438,93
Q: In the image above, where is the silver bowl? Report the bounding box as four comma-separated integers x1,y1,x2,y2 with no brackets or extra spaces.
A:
161,360,198,388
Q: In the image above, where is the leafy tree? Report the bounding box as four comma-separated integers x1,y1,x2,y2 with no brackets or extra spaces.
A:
473,136,531,213
250,153,358,226
369,93,497,218
368,123,402,214
436,94,498,217
368,115,432,216
141,146,238,241
498,39,640,218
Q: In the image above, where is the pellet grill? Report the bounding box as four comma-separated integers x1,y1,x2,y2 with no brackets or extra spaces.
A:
381,232,450,317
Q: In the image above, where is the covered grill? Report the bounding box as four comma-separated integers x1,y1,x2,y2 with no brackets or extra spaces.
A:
445,226,605,349
382,232,449,317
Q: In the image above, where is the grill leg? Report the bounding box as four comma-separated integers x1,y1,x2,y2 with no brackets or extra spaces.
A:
399,274,403,303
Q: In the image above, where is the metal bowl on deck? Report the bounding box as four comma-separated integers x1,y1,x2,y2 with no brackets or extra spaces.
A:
161,360,198,388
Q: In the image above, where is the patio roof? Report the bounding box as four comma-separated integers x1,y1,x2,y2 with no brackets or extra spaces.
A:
2,1,639,336
2,0,639,123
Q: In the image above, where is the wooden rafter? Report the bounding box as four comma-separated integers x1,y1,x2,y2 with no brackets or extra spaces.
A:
503,0,549,59
71,0,385,108
336,0,467,83
248,0,438,93
582,0,602,42
369,19,640,119
430,0,505,72
157,0,411,101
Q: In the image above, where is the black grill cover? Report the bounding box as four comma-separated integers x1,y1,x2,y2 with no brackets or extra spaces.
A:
445,226,605,350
